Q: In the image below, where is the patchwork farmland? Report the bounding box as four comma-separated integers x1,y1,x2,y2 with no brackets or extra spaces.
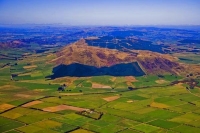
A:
1,60,200,133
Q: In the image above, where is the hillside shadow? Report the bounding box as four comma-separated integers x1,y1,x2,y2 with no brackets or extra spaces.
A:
48,62,145,79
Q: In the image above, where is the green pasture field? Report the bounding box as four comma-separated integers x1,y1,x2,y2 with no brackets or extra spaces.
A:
172,125,200,133
1,109,25,119
0,116,25,132
5,130,21,133
175,53,200,64
17,125,45,133
30,102,59,109
134,75,159,87
119,129,140,133
148,119,180,129
8,99,33,106
91,76,114,86
186,119,200,128
169,113,200,123
14,82,60,90
53,123,78,132
0,122,24,133
96,124,125,133
133,123,160,133
117,119,140,128
81,81,92,87
154,96,186,106
133,74,182,88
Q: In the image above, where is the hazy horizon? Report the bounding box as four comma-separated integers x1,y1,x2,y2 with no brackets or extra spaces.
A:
0,0,200,25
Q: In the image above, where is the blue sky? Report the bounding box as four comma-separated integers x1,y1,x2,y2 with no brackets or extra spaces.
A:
0,0,199,25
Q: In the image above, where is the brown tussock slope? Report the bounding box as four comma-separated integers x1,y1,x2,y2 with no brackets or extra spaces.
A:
51,39,137,67
137,51,185,75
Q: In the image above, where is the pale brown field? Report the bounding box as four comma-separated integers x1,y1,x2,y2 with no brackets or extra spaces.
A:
0,103,15,112
59,93,83,96
0,85,21,90
111,77,116,82
155,79,168,84
43,105,87,112
103,96,120,102
15,94,31,98
125,76,137,87
125,76,137,82
22,100,43,107
127,100,134,103
71,129,94,133
92,83,111,89
150,102,169,109
23,65,37,69
174,83,184,89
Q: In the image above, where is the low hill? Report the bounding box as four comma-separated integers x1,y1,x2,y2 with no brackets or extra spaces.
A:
50,39,196,77
0,40,25,48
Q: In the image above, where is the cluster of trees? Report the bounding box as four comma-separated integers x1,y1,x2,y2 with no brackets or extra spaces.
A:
57,84,83,92
57,84,67,91
128,87,135,90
